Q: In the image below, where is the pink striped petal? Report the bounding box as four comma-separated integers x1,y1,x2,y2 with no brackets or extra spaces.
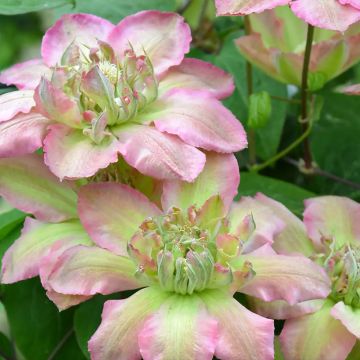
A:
0,59,50,90
147,89,247,153
341,83,360,95
0,112,50,157
291,0,360,32
115,124,206,182
159,58,234,99
46,291,91,311
0,90,35,122
41,13,114,66
215,0,289,15
107,11,191,75
162,153,239,212
43,124,121,180
339,0,360,8
78,183,161,256
331,302,360,338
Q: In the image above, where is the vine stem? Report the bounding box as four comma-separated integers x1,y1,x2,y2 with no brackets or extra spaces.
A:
300,24,315,169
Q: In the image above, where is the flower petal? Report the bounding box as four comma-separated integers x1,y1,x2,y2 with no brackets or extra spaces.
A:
303,196,360,249
44,124,121,180
339,0,360,8
162,153,239,212
341,83,360,95
331,301,360,339
78,183,161,256
114,124,206,182
1,218,91,283
0,59,51,90
232,254,330,304
144,89,247,153
215,0,289,16
201,290,274,360
291,0,360,32
0,154,77,222
0,112,50,157
159,58,234,99
107,10,191,75
88,287,170,360
0,90,35,121
280,300,356,360
41,13,114,66
139,294,218,360
46,291,91,311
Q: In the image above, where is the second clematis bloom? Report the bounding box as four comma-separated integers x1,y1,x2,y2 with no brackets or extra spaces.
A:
0,154,330,360
0,11,247,181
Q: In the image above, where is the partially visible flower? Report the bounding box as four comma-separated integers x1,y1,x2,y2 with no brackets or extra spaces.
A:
247,194,360,360
0,155,330,360
215,1,360,32
0,11,247,181
235,7,360,90
340,83,360,95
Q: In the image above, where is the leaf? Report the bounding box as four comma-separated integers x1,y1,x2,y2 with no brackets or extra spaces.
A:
51,333,87,360
238,172,315,216
0,0,73,15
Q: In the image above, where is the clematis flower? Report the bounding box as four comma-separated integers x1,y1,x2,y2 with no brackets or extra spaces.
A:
0,11,247,181
215,0,360,32
1,154,330,359
246,194,360,360
340,83,360,95
234,7,360,90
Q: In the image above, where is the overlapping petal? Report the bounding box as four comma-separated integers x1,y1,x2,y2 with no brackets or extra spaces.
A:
0,90,35,121
215,0,289,16
331,302,360,338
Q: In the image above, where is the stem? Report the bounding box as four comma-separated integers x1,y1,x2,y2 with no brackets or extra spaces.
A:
47,329,73,360
300,24,315,169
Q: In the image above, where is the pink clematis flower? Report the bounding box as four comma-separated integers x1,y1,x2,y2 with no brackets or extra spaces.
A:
246,194,360,360
215,0,360,32
0,11,247,181
1,154,330,360
340,83,360,95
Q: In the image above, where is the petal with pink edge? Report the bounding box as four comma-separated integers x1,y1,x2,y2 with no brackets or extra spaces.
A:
114,124,206,182
159,58,234,99
0,59,51,90
280,300,357,360
0,155,77,222
1,218,91,283
44,124,121,180
162,153,239,212
47,245,142,296
41,13,114,66
107,11,191,75
143,89,247,153
0,90,35,122
78,183,161,256
291,0,360,32
232,254,330,304
341,83,360,95
88,287,170,360
201,289,274,360
139,294,218,360
331,302,360,338
46,291,92,311
215,0,289,16
0,112,50,157
339,0,360,8
304,196,360,248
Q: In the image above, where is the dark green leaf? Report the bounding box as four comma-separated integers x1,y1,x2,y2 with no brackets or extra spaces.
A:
51,332,87,360
0,0,73,15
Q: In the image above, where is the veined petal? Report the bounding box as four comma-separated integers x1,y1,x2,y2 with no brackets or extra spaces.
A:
88,287,170,360
1,218,91,283
331,302,360,338
78,183,161,256
139,294,218,360
201,290,274,360
107,10,191,75
41,13,114,66
215,0,289,15
159,58,234,99
0,90,35,121
339,0,360,8
303,196,360,249
46,290,92,311
291,0,360,32
0,154,77,222
162,153,239,212
0,59,50,90
0,112,49,157
280,300,356,360
47,245,142,295
44,124,121,180
114,124,206,182
232,254,330,304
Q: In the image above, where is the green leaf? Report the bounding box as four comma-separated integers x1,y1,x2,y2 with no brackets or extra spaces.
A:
0,0,73,15
248,91,272,129
238,172,315,216
51,333,87,360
